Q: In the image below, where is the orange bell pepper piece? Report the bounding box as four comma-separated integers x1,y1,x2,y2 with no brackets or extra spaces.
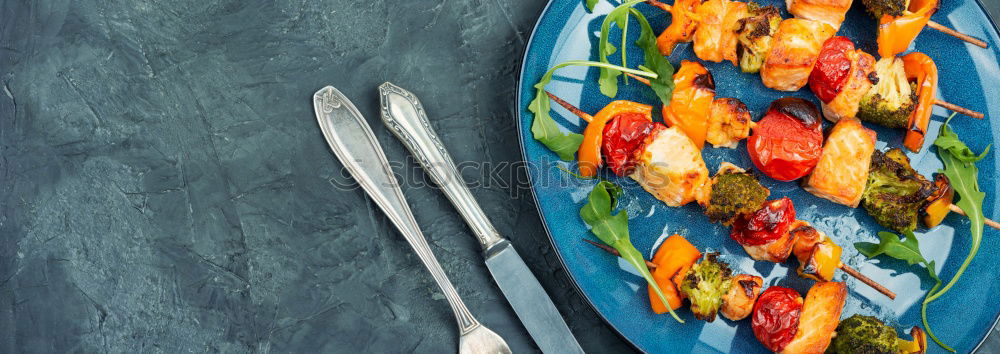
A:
656,0,702,56
876,0,939,58
648,235,702,314
901,52,938,152
578,101,653,177
663,60,715,150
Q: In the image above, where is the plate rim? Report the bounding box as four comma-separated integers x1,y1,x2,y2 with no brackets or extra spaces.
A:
512,0,1000,352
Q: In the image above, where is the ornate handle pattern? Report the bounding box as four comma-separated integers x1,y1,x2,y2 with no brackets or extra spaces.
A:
313,87,481,334
378,82,504,252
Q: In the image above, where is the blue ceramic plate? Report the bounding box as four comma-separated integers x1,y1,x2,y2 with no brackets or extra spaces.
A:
516,0,1000,352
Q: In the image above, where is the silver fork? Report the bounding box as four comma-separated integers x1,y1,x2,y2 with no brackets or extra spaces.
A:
313,86,511,354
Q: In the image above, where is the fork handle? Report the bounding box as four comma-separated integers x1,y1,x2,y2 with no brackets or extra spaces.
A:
378,82,504,252
313,87,481,335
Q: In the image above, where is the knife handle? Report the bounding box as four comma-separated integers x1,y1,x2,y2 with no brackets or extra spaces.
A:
378,82,504,252
313,87,482,335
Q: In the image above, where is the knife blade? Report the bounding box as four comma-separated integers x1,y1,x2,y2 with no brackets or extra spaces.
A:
378,82,584,354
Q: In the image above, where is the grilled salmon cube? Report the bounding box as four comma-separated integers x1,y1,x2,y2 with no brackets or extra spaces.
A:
786,0,852,30
821,50,877,122
803,118,876,207
779,282,847,354
721,274,764,321
631,125,710,207
761,19,836,91
694,0,748,63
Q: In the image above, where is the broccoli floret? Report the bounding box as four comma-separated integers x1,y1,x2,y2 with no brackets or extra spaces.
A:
827,315,899,354
735,4,781,74
862,149,935,233
858,58,918,129
705,171,769,225
860,0,908,19
679,252,733,322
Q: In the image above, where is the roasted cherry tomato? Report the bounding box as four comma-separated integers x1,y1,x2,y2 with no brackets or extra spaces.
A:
748,97,823,181
578,100,653,177
809,36,855,103
602,113,655,176
731,197,796,246
752,286,804,352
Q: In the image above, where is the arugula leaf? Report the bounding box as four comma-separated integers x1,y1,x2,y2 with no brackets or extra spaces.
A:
854,231,938,283
582,181,684,323
529,60,658,160
585,0,599,12
597,1,675,105
854,230,948,349
528,65,584,161
597,3,634,97
629,8,675,105
855,231,928,266
914,114,990,352
934,118,991,163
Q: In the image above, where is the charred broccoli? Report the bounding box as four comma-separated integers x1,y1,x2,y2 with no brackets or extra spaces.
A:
860,0,909,19
862,149,936,233
705,170,769,225
827,315,899,354
735,3,781,74
858,58,918,129
679,252,733,322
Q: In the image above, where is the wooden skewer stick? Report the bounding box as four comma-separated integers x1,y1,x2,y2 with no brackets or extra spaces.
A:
625,72,651,85
926,21,988,49
546,91,594,123
583,238,659,269
645,0,671,12
839,263,896,299
948,204,1000,230
583,239,897,299
934,100,984,119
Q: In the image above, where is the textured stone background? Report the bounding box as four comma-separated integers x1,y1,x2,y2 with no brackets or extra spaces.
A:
1,0,998,353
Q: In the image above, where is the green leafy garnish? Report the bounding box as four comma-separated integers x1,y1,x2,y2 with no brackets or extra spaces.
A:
529,60,657,160
630,7,675,105
855,231,939,280
923,114,989,351
582,180,684,323
597,1,675,104
855,231,946,349
585,0,599,12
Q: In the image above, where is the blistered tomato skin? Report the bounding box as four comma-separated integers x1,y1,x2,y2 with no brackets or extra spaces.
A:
748,98,823,181
752,286,804,352
731,197,796,246
809,36,855,103
602,113,655,176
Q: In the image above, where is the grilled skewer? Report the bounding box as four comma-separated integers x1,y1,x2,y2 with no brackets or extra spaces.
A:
587,238,916,353
585,233,896,299
645,0,983,125
649,0,987,50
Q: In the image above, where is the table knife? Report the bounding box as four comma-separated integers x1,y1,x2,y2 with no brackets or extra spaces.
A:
378,82,584,354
